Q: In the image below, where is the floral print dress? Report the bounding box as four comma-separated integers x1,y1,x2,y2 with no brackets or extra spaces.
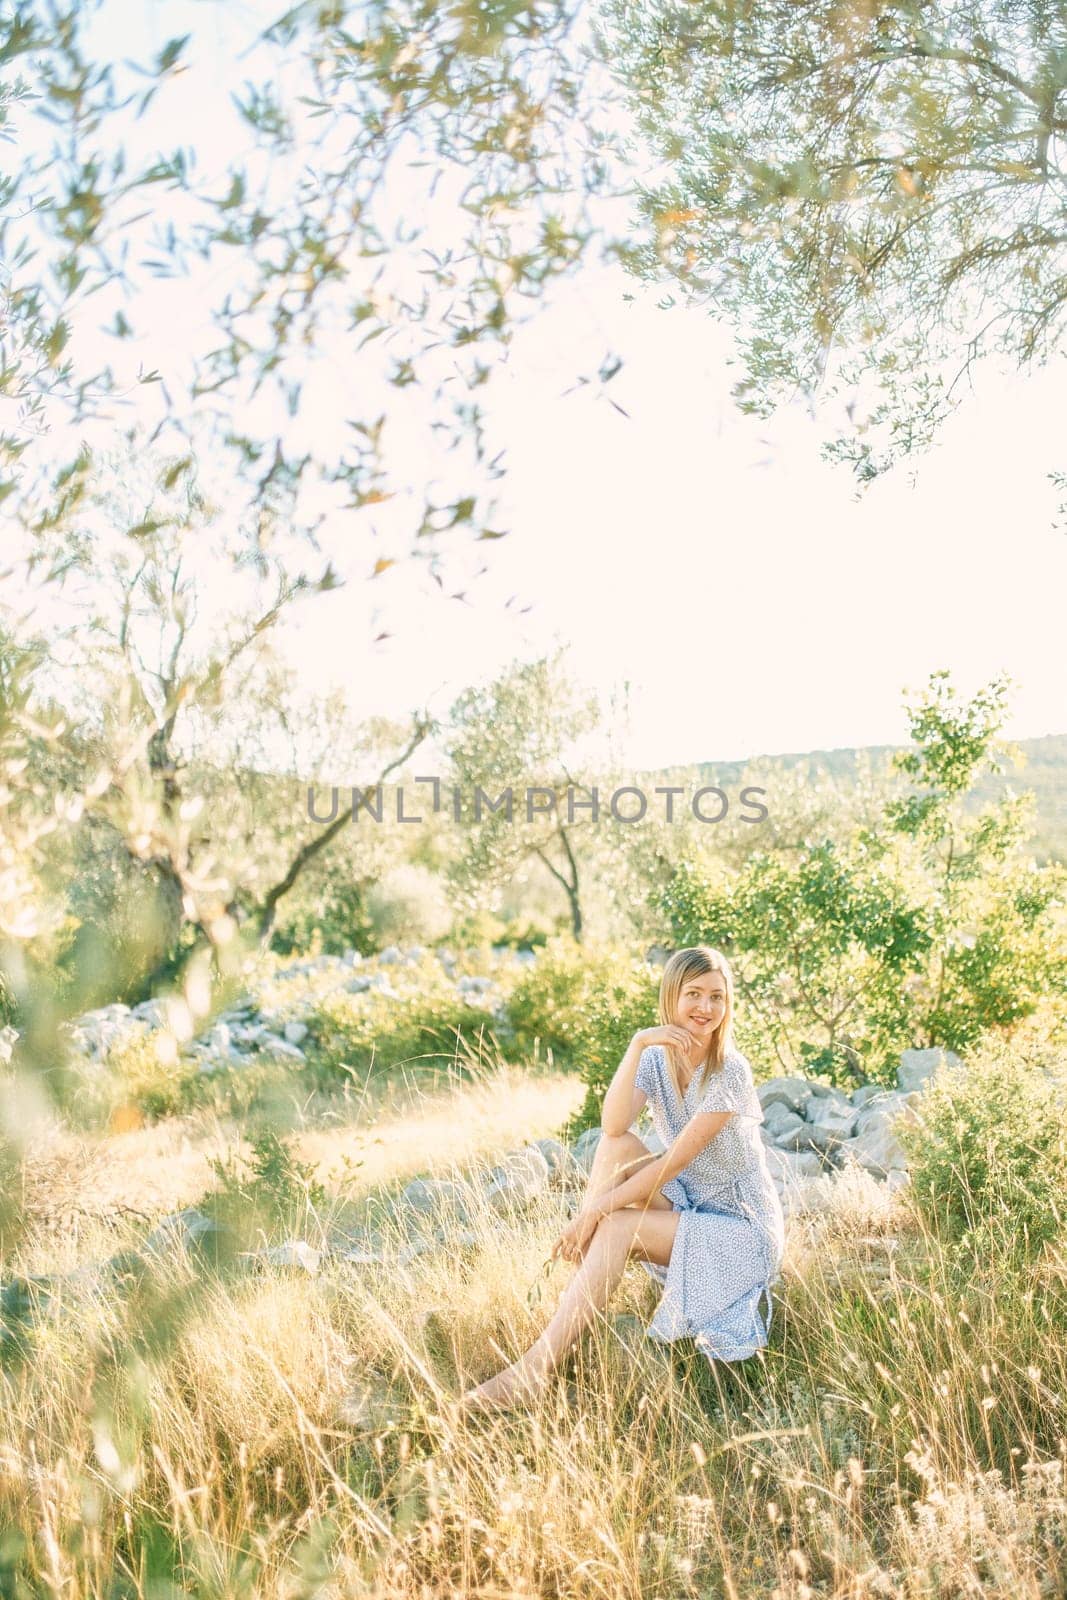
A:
632,1044,786,1363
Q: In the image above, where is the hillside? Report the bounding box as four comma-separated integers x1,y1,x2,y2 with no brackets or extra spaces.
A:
656,731,1067,865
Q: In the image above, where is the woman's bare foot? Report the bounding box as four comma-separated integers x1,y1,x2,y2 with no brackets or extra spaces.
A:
456,1362,549,1417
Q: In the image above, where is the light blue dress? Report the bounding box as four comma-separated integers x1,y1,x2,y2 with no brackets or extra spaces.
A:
632,1044,786,1363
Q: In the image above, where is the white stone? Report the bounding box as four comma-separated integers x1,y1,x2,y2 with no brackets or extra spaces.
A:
283,1020,309,1045
762,1101,807,1142
757,1077,816,1116
841,1121,910,1178
571,1127,603,1174
854,1092,910,1136
401,1177,475,1223
257,1240,321,1274
457,974,494,994
258,1036,306,1062
806,1097,858,1139
763,1144,823,1182
897,1047,962,1094
484,1146,551,1211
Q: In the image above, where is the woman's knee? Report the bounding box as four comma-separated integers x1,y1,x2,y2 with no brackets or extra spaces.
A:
595,1209,639,1252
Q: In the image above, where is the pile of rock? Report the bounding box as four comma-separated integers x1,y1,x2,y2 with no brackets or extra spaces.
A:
52,944,524,1080
749,1047,960,1210
567,1046,959,1219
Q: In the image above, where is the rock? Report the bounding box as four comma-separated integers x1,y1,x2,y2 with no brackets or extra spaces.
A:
897,1047,962,1094
342,949,363,966
484,1147,551,1212
340,1245,389,1267
400,1177,476,1225
570,1127,603,1174
1,1274,61,1327
762,1101,807,1143
257,1036,306,1062
641,1127,667,1156
763,1145,823,1182
0,1024,18,1065
255,1240,321,1274
143,1208,224,1256
283,1020,309,1045
851,1083,888,1109
531,1137,568,1174
854,1092,911,1136
403,946,424,963
644,945,671,966
378,946,402,965
778,1121,839,1156
805,1096,858,1140
345,975,375,993
757,1077,816,1117
208,1022,232,1055
130,999,169,1029
457,975,493,995
397,1237,438,1265
841,1121,910,1178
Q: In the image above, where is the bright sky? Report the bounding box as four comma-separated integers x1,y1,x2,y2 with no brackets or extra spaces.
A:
14,0,1067,777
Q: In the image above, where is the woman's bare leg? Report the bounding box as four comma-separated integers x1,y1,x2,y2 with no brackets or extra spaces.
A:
458,1206,681,1412
583,1130,675,1214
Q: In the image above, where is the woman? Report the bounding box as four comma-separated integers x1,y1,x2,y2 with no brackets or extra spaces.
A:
455,945,785,1416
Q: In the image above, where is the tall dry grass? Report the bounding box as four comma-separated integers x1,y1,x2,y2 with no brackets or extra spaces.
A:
3,1053,1067,1598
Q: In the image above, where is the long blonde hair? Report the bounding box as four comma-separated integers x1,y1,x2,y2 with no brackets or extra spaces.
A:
658,945,736,1105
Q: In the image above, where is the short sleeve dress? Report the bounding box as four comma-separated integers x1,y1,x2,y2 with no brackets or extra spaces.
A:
632,1044,786,1363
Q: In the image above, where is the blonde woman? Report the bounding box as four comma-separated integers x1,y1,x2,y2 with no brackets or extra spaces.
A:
454,945,786,1416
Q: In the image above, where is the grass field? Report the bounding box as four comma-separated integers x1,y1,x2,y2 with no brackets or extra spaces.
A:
4,1049,1067,1598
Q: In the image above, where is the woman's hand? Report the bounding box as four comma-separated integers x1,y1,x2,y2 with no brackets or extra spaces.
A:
550,1206,603,1265
637,1023,697,1054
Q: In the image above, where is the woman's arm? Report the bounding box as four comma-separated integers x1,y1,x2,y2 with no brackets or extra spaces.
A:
590,1108,733,1220
599,1030,649,1137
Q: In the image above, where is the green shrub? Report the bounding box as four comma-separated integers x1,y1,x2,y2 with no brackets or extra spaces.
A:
270,879,378,959
504,936,631,1067
203,1129,330,1250
561,955,661,1142
310,988,502,1081
365,863,453,947
447,907,509,952
898,1041,1067,1258
491,916,555,953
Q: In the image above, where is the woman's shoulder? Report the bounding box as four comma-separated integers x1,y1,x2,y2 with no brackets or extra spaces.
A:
721,1047,757,1086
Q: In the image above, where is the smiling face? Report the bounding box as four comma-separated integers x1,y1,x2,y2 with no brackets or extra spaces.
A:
675,968,728,1044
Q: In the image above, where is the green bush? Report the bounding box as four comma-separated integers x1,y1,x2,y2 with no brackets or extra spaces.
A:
504,936,632,1067
310,988,502,1081
561,955,661,1142
269,879,378,959
898,1041,1067,1258
365,863,453,947
203,1129,330,1250
75,1029,318,1126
